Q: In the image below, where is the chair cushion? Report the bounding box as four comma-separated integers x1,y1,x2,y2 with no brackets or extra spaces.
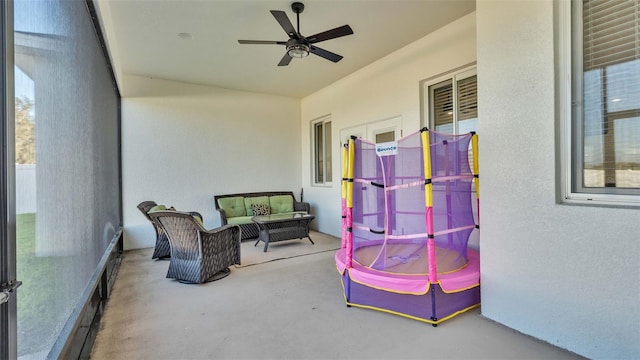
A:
227,216,254,225
269,195,294,214
217,197,246,218
244,196,270,216
251,203,271,216
190,212,204,227
148,204,167,212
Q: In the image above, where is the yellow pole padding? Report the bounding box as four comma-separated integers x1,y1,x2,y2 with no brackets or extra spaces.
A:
421,129,437,282
471,133,480,200
341,145,348,201
421,131,433,207
347,138,355,208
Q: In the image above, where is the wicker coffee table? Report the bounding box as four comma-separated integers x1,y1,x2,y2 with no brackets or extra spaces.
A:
252,212,315,252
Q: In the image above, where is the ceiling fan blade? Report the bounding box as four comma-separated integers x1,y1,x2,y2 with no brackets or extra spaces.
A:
307,25,353,44
278,54,293,66
310,45,343,63
238,40,287,45
270,10,298,39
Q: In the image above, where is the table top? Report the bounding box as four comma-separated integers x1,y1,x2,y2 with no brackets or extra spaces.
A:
252,212,315,224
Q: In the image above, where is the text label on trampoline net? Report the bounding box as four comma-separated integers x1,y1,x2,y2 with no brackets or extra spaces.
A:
376,141,398,157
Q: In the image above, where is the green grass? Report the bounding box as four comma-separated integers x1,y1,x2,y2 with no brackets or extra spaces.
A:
16,213,75,356
16,213,35,256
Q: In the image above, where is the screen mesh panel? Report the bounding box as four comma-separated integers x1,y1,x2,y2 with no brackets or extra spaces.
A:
14,0,120,357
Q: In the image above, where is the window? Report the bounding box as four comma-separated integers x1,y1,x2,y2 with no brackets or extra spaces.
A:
422,68,477,174
560,0,639,206
422,67,477,134
312,116,332,185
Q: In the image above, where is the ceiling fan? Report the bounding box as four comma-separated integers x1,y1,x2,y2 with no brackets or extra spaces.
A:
238,2,354,66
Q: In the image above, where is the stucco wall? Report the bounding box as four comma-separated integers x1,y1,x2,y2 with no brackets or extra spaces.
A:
476,1,639,358
122,75,301,250
301,13,477,237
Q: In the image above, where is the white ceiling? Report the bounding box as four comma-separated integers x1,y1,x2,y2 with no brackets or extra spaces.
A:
96,0,475,98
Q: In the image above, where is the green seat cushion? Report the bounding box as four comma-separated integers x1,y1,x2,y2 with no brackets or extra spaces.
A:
269,195,294,214
217,197,246,218
227,216,254,225
244,196,270,216
148,204,167,212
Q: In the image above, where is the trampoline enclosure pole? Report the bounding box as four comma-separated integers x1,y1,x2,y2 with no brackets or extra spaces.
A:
346,137,356,269
471,132,480,223
341,145,348,249
444,140,453,248
421,130,437,283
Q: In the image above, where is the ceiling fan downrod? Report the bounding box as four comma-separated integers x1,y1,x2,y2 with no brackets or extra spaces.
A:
292,2,304,35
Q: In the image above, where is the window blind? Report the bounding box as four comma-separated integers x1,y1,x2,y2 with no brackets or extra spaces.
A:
432,80,453,127
583,0,638,70
457,75,478,121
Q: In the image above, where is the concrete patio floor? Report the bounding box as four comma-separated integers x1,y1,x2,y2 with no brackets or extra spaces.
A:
91,231,584,359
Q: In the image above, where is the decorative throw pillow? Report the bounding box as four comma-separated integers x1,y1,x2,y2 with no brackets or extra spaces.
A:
251,203,271,216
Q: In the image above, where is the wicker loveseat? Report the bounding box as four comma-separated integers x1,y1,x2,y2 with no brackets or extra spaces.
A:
214,191,310,240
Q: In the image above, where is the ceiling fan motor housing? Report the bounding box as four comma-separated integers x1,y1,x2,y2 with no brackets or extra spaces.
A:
286,38,307,47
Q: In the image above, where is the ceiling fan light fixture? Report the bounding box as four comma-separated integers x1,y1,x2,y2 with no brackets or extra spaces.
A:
287,43,310,58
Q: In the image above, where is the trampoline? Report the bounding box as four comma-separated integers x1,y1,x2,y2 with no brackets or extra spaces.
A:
335,128,480,325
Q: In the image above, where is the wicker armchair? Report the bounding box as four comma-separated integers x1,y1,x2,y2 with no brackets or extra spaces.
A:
149,210,241,284
137,201,171,260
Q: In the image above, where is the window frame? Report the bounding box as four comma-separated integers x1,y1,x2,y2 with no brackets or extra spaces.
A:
311,115,332,187
420,64,477,134
1,1,18,358
557,0,640,207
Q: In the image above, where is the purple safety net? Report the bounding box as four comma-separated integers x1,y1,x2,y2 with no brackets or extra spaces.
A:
350,130,475,276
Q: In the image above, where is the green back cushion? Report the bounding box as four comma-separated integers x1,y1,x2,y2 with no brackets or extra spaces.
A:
269,195,294,214
148,204,167,212
217,197,246,218
244,196,270,216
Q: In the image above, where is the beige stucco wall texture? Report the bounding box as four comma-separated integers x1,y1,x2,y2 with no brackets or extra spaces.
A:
477,1,639,359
